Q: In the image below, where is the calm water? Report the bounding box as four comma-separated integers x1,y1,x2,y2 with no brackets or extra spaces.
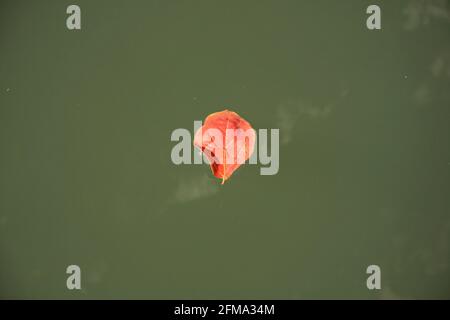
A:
1,0,449,299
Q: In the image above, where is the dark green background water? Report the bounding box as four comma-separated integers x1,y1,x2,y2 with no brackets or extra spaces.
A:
1,0,449,299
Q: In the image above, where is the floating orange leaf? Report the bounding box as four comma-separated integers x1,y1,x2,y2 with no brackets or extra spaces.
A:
194,109,256,184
